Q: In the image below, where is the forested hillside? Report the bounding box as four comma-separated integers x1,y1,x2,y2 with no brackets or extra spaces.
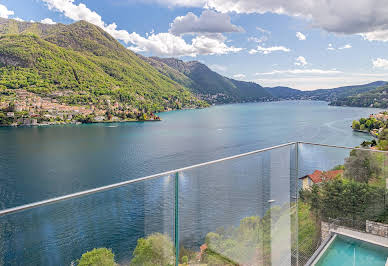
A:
0,19,207,126
149,57,274,104
332,85,388,108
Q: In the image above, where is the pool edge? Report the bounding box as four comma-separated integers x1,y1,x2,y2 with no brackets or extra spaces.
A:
305,233,337,266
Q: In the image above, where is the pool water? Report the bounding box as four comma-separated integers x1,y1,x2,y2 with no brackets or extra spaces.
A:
316,235,388,266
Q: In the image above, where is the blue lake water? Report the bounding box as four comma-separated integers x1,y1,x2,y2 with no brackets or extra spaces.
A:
0,101,380,265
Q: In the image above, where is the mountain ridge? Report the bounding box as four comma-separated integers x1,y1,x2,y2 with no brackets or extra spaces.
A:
149,57,274,104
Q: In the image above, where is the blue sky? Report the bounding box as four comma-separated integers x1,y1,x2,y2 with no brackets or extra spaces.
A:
1,0,388,90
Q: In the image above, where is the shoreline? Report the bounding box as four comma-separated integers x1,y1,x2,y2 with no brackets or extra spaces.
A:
0,118,162,128
352,128,378,138
2,99,384,128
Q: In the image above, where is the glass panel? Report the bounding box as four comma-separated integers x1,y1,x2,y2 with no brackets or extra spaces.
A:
0,175,175,265
178,144,297,266
297,143,388,265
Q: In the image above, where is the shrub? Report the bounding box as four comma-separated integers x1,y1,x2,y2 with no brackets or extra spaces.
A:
77,248,116,266
130,233,175,266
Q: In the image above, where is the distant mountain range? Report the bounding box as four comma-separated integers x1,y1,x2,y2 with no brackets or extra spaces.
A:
0,17,386,126
143,56,273,104
266,81,387,102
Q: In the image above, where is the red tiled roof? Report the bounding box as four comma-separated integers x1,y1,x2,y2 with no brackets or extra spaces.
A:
300,170,343,184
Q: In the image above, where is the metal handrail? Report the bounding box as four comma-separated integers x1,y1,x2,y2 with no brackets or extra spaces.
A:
298,141,388,153
0,142,296,217
0,141,386,217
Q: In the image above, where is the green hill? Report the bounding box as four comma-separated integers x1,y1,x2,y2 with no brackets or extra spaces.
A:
330,85,388,108
265,81,387,102
0,19,207,126
265,86,304,99
304,81,387,101
149,57,274,104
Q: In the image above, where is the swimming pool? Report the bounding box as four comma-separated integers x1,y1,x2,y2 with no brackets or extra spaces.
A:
315,235,388,266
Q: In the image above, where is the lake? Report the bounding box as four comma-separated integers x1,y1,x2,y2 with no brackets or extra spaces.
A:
0,101,380,265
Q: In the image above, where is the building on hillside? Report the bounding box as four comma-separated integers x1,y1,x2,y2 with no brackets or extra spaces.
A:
299,170,344,190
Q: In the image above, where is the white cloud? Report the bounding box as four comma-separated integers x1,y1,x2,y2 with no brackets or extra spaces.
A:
252,45,290,55
256,69,342,75
248,36,267,43
13,17,24,22
41,0,243,57
42,0,105,28
294,56,307,66
40,18,56,24
372,58,388,69
296,32,306,40
327,43,352,51
338,44,352,49
248,49,258,55
147,0,388,41
127,32,242,57
209,64,227,72
169,10,243,35
256,26,271,35
360,30,388,42
233,73,246,79
0,4,14,18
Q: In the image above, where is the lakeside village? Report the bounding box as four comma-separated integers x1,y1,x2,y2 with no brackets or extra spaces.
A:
0,89,160,127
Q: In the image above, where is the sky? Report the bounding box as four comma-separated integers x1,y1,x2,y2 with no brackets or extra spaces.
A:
1,0,388,90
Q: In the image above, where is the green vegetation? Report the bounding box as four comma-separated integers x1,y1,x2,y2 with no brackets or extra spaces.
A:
344,149,383,183
77,248,116,266
352,114,388,151
378,128,388,151
149,57,274,104
352,117,385,132
296,202,320,264
130,233,175,266
0,19,208,126
300,147,388,230
331,85,388,108
302,179,387,227
0,33,205,110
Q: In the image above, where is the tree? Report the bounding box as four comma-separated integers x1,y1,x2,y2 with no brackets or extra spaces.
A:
344,150,382,183
378,129,388,150
310,179,386,228
77,248,116,266
365,119,372,129
352,120,360,130
182,256,188,265
130,233,175,266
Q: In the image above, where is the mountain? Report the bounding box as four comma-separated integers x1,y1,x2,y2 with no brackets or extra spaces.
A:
330,85,388,108
149,57,274,104
264,81,387,102
0,19,207,126
265,86,303,99
302,81,387,101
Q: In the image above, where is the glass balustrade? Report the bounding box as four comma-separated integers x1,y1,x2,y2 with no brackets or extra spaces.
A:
0,142,387,266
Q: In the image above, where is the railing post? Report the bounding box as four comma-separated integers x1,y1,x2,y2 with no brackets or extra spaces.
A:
174,172,179,266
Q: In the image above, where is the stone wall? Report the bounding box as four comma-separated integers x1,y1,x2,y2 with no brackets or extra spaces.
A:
321,221,330,240
366,220,388,237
